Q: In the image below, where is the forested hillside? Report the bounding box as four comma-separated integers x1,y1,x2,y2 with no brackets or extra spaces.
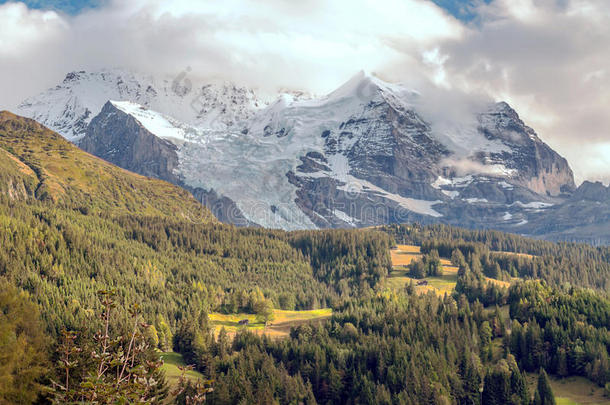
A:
0,114,608,404
0,113,392,329
381,223,610,292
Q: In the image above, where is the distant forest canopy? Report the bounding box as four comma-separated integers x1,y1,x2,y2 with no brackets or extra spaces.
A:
380,223,610,292
192,280,609,404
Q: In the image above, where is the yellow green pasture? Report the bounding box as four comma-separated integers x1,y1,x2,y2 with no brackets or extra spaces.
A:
526,374,609,405
388,244,517,295
159,351,204,386
209,308,332,339
387,245,458,295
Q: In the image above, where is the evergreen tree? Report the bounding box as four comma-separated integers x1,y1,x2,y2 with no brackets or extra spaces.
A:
408,258,427,279
426,249,442,276
482,361,511,405
534,369,556,405
508,355,529,405
51,290,168,403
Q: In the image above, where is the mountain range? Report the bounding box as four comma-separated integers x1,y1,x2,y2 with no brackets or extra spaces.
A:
15,69,610,244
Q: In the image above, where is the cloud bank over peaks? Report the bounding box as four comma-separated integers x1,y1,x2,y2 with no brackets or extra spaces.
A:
0,0,608,184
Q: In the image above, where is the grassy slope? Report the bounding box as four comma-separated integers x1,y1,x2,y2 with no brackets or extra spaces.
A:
388,245,458,295
0,111,214,221
526,373,610,405
0,145,38,200
209,309,333,338
159,351,204,385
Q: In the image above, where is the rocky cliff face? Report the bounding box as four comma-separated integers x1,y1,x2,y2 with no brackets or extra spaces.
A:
477,102,575,196
18,69,608,243
80,101,181,183
80,101,255,226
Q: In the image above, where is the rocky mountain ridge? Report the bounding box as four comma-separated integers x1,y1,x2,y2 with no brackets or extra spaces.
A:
16,69,265,142
14,69,608,243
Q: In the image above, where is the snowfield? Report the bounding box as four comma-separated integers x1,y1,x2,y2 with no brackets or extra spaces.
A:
16,69,265,142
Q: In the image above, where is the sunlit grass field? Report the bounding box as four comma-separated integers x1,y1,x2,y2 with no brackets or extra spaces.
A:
526,374,610,405
491,251,537,260
209,308,333,338
388,244,517,295
390,244,421,266
386,269,458,296
159,351,204,385
387,245,458,295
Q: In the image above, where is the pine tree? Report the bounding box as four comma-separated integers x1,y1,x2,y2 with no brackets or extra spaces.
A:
482,361,511,405
480,321,492,349
507,355,529,405
534,369,556,405
51,290,167,403
459,351,482,405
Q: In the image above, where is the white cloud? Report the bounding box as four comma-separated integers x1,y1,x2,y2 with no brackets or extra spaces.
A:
0,0,462,107
0,3,66,56
434,0,610,185
0,0,608,185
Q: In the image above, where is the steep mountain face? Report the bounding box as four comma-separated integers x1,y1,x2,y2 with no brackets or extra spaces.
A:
477,102,575,196
81,101,254,225
79,101,181,184
16,69,608,243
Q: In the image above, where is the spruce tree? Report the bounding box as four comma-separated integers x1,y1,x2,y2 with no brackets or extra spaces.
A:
482,361,511,405
508,355,529,405
534,369,556,405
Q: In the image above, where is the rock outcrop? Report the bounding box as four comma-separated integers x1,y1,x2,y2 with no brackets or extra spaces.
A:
81,102,181,183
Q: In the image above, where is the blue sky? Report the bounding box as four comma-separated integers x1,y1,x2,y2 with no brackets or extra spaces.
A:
1,0,488,20
0,0,104,14
430,0,492,21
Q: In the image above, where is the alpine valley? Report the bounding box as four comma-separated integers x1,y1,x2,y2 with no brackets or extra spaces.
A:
17,69,610,244
5,0,610,402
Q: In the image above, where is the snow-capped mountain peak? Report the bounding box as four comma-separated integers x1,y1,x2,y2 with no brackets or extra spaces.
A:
16,68,266,142
326,70,381,102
